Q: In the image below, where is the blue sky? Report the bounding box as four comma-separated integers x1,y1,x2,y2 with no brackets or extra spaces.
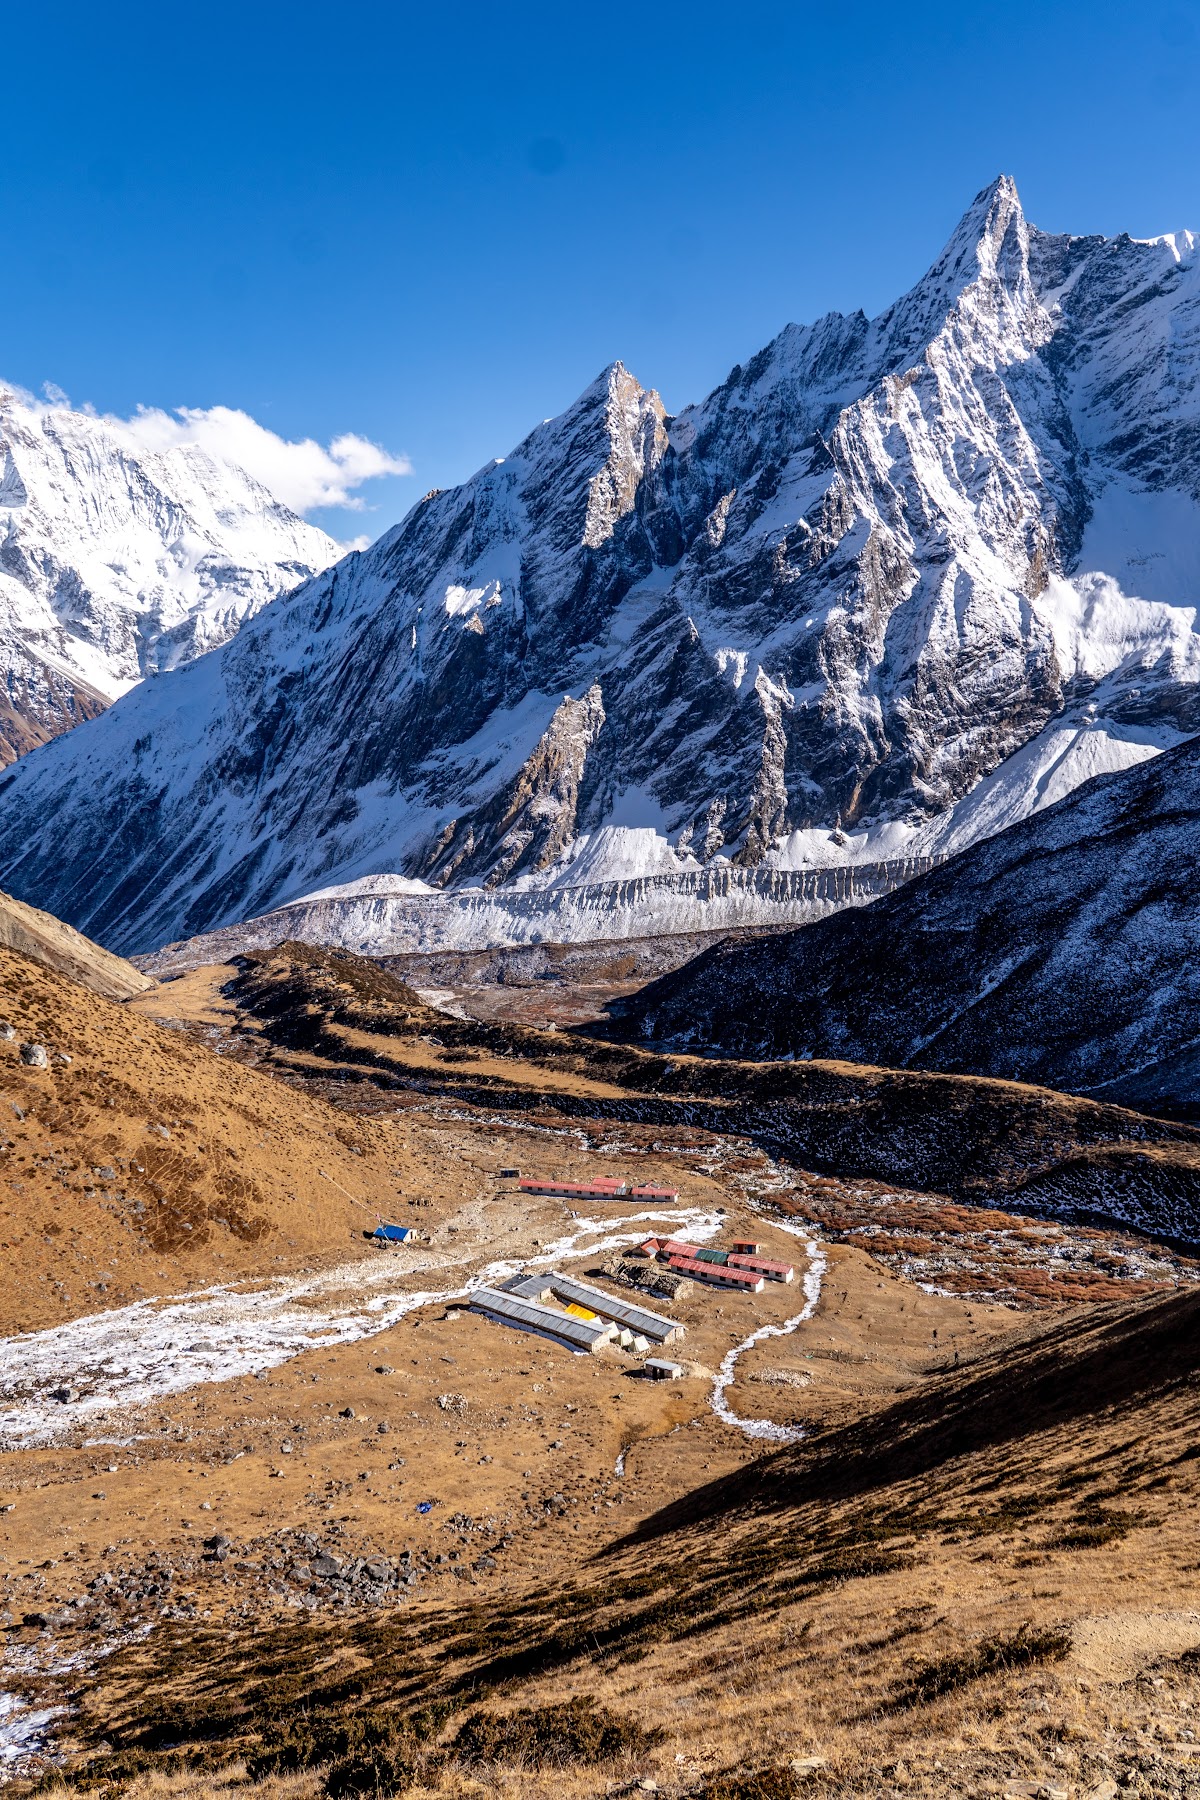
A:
3,0,1199,538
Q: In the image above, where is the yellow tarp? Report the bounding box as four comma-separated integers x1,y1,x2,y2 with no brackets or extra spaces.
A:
564,1303,597,1321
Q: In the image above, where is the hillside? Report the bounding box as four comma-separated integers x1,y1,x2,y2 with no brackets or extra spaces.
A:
601,733,1200,1120
4,943,1200,1796
201,940,1200,1247
0,946,415,1334
4,179,1200,952
0,885,154,1001
28,1276,1200,1798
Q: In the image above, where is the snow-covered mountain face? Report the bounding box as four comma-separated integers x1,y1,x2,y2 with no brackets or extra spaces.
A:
0,386,340,763
599,734,1200,1121
3,175,1200,955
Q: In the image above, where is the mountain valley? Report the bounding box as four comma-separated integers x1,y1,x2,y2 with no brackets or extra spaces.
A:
5,925,1200,1796
7,167,1200,1800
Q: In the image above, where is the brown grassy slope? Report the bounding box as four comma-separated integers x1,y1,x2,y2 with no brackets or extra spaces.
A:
0,885,153,1000
60,1284,1200,1797
228,941,1200,1243
0,947,410,1333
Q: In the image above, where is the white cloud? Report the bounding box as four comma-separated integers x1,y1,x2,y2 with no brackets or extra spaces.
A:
111,404,412,514
16,380,412,516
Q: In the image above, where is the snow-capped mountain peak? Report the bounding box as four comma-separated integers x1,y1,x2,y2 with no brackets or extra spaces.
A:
3,177,1200,959
0,384,342,763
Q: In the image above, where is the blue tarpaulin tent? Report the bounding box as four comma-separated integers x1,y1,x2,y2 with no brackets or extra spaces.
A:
373,1224,412,1242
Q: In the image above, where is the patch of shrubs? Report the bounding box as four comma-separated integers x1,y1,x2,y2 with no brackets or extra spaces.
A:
451,1695,663,1768
1049,1505,1141,1550
891,1620,1072,1710
246,1704,453,1797
694,1769,804,1800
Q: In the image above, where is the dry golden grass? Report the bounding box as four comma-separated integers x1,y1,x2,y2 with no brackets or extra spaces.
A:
10,942,1200,1798
32,1286,1200,1798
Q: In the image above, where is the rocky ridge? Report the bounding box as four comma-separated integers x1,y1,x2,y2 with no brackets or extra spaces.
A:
600,733,1200,1119
2,179,1200,952
0,886,152,1001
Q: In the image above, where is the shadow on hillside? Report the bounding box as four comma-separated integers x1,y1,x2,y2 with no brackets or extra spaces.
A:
606,1283,1200,1551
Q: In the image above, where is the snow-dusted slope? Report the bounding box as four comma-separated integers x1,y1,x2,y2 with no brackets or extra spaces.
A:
0,386,340,762
601,733,1200,1119
3,177,1200,954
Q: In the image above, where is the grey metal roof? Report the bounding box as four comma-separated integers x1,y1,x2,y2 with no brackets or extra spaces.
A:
469,1286,617,1353
499,1273,553,1301
537,1272,683,1343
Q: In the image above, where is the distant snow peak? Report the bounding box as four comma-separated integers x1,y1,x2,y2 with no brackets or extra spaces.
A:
5,176,1200,958
0,381,350,763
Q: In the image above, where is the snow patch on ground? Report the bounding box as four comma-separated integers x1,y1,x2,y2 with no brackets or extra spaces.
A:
0,1693,62,1768
0,1209,721,1451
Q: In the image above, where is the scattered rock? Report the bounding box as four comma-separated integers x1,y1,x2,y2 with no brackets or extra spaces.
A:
55,1052,72,1065
19,1043,49,1068
50,1386,78,1403
0,1022,15,1041
375,1365,394,1375
437,1393,467,1413
339,1407,356,1420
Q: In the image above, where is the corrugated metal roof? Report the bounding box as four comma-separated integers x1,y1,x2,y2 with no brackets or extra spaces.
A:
665,1255,765,1293
499,1273,552,1300
518,1178,628,1196
470,1286,617,1352
656,1238,701,1260
539,1271,684,1343
727,1253,795,1282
